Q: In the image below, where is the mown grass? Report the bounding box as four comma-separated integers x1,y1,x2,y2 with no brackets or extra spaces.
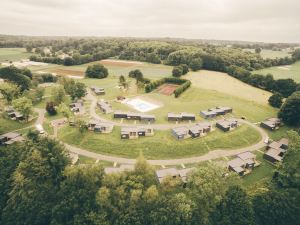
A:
241,150,275,187
58,124,261,159
253,61,300,82
0,48,35,62
0,117,36,134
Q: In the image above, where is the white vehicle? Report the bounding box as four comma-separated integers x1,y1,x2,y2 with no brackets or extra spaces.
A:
35,124,45,134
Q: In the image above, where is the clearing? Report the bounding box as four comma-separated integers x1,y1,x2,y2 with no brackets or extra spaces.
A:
0,48,35,63
253,61,300,82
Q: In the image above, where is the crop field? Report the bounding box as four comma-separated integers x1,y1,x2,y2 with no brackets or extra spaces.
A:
59,124,261,159
29,59,173,79
0,48,35,63
253,61,300,82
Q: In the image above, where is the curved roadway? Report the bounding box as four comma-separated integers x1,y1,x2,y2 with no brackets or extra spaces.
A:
37,92,269,166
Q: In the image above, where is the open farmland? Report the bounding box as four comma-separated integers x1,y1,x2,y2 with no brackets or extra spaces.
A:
29,59,173,79
0,48,35,63
253,61,300,82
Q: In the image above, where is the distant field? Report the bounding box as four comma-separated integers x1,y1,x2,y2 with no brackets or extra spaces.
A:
28,59,172,79
185,70,272,104
243,48,291,59
59,124,261,159
0,48,35,62
253,61,300,82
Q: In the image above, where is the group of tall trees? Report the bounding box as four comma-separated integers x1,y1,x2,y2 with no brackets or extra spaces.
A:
0,131,299,225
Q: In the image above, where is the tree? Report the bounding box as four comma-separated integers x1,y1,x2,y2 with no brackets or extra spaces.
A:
85,64,108,79
268,92,283,108
57,102,72,119
63,57,74,66
0,66,31,91
181,64,189,75
12,97,32,121
211,185,255,225
278,91,300,126
51,86,66,105
255,48,262,54
274,79,297,98
253,189,300,225
119,75,129,90
51,165,105,225
46,101,57,116
129,69,144,83
25,45,33,52
172,66,183,77
0,82,20,103
25,87,44,105
189,58,203,71
187,163,238,225
65,81,87,100
273,131,300,189
2,137,69,225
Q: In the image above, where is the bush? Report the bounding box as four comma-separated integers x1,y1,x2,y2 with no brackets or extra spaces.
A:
46,101,57,116
268,93,283,108
172,66,183,77
189,58,203,71
85,64,108,79
174,80,191,98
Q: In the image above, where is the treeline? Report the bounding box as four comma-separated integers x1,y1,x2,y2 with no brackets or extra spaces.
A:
0,131,299,225
0,66,32,91
145,77,191,97
2,36,298,70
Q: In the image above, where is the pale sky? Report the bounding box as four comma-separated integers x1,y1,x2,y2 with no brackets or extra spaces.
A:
0,0,299,43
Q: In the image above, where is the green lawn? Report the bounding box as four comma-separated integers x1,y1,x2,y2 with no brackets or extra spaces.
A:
253,61,300,82
58,124,261,159
0,48,35,62
241,150,275,187
0,117,36,134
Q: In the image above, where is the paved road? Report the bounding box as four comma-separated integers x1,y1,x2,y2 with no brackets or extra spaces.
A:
35,93,268,166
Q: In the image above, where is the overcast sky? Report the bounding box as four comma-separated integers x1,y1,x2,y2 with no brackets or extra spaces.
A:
0,0,299,43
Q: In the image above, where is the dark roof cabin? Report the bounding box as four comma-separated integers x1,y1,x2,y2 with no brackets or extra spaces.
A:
216,118,238,132
260,118,281,131
167,113,182,121
172,126,189,140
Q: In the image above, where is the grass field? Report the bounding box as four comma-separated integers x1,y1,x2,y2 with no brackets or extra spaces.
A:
243,49,291,59
28,59,173,79
185,70,272,104
58,124,261,159
0,48,35,63
253,61,300,82
0,117,36,134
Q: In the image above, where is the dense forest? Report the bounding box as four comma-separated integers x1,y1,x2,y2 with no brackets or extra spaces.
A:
0,131,299,225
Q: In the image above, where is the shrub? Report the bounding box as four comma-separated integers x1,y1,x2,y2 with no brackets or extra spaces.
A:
46,101,57,115
85,64,108,79
268,93,283,108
